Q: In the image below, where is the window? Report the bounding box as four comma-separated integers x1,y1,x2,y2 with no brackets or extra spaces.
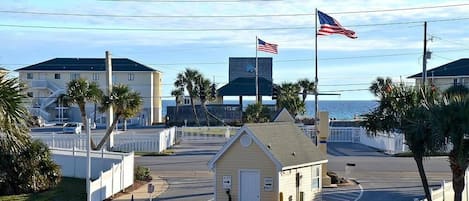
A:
70,73,80,80
27,73,33,79
128,73,135,81
54,73,61,79
311,166,320,189
92,73,99,81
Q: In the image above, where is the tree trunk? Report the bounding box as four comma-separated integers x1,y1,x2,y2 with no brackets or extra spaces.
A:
414,155,432,201
175,100,179,125
302,90,307,103
190,97,200,126
95,114,120,150
80,105,96,150
450,152,467,201
202,102,210,126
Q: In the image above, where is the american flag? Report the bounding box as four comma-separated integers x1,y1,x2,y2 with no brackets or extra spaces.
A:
257,38,278,54
317,10,357,39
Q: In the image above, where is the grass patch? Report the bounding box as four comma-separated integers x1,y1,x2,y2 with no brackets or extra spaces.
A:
0,177,85,201
135,149,175,156
393,152,449,157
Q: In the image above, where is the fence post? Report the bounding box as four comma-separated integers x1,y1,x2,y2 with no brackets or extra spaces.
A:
121,154,125,192
464,169,469,200
442,180,445,201
100,171,103,200
73,146,76,177
111,163,114,196
52,132,55,148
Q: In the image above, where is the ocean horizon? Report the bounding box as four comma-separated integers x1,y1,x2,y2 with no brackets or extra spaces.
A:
162,99,377,120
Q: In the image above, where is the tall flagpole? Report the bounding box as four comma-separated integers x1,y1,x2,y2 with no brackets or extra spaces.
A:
314,8,319,143
255,36,259,104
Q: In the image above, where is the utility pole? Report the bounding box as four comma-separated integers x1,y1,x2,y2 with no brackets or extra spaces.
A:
422,21,427,89
105,51,114,149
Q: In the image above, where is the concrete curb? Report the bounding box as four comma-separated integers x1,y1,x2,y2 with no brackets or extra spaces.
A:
112,175,169,201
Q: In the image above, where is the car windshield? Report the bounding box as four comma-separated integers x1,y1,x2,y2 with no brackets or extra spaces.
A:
65,123,77,127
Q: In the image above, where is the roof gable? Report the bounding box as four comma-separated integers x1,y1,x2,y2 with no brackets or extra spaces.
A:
408,58,469,78
15,58,156,72
208,122,327,171
272,108,295,122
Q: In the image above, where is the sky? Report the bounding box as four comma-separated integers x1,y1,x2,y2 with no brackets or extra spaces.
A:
1,0,469,101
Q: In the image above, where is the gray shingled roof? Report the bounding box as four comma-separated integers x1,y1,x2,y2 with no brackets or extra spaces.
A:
245,122,326,168
408,58,469,78
217,77,273,96
15,58,156,72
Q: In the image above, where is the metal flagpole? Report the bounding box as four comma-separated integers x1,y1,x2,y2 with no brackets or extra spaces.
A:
314,8,319,143
255,36,259,104
86,118,91,201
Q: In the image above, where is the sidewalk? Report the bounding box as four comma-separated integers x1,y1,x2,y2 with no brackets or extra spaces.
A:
113,174,169,201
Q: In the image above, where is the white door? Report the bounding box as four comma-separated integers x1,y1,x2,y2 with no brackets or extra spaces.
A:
240,170,260,201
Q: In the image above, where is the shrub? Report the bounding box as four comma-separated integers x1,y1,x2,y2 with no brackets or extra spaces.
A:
135,166,152,181
0,140,61,195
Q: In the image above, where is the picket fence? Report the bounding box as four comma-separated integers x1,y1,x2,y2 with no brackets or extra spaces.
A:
33,127,176,152
419,169,469,201
51,148,134,201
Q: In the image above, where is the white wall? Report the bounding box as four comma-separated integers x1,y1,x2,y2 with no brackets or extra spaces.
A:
51,148,134,201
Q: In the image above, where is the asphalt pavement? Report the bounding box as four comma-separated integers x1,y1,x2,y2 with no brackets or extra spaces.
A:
131,137,453,201
135,137,226,201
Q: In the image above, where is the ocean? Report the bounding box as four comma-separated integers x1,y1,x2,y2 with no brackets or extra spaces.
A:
162,100,377,120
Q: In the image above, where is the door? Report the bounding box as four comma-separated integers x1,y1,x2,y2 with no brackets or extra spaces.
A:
240,170,260,201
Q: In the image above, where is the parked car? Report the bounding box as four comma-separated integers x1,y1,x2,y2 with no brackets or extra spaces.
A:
63,122,83,134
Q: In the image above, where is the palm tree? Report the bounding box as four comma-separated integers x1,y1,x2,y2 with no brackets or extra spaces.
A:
64,78,102,149
276,82,305,117
0,75,61,194
244,103,271,123
297,78,316,103
170,88,184,125
362,77,440,201
174,69,201,126
196,77,212,126
0,75,30,152
96,84,143,150
430,88,469,201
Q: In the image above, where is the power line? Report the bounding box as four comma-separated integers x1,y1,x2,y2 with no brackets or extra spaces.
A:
329,3,469,15
1,3,468,18
1,15,468,32
99,0,283,2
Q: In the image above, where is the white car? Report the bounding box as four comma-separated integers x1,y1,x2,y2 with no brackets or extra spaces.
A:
63,122,83,134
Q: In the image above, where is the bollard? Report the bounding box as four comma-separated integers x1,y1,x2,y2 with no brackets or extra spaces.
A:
345,163,356,179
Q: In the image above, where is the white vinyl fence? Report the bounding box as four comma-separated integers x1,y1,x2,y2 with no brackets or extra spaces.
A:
51,148,134,201
419,169,469,201
33,127,176,152
299,126,407,154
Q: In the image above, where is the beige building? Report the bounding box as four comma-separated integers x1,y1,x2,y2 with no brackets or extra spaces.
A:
16,58,163,124
208,122,327,201
409,58,469,92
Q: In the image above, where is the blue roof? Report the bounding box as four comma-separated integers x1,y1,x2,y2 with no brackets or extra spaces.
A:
408,58,469,78
217,77,273,96
15,58,156,72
